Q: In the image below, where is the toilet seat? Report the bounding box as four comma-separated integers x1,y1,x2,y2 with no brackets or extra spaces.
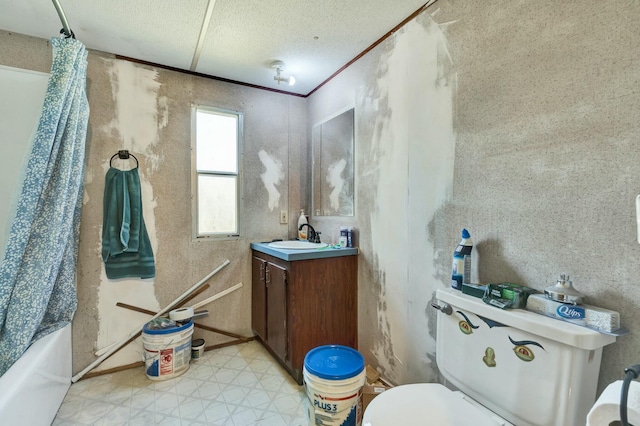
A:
362,383,509,426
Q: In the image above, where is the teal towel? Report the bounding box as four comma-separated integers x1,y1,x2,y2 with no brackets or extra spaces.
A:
102,167,155,279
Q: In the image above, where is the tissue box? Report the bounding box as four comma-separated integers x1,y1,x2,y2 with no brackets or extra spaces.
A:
482,282,537,309
462,283,486,298
526,293,621,333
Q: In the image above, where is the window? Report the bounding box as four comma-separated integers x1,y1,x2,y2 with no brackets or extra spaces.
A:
191,105,242,239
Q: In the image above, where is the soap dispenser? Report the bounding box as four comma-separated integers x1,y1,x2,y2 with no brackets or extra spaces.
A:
297,209,308,240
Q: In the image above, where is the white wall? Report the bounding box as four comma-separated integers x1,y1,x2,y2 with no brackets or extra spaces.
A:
0,65,48,259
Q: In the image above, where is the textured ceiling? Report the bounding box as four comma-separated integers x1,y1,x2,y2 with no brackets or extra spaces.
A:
0,0,431,95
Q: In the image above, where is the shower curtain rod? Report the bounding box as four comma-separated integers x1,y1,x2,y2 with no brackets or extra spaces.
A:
51,0,75,39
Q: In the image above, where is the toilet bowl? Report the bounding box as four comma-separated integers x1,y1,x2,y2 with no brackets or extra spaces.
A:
363,383,510,426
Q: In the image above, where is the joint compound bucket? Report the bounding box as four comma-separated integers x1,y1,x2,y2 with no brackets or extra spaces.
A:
304,345,366,426
142,318,193,381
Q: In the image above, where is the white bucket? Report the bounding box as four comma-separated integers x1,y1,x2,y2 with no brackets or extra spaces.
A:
142,319,193,381
304,345,366,426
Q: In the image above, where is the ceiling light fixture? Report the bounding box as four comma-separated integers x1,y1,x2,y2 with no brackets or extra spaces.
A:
271,60,296,86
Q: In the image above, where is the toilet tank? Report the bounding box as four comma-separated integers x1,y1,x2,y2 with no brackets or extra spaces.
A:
435,288,616,426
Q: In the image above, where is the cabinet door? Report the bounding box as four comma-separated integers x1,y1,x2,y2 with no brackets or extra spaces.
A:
251,256,267,341
266,262,288,362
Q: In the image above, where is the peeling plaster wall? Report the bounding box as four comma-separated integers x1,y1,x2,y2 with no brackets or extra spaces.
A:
91,59,164,370
0,30,308,375
309,0,640,395
309,12,454,385
3,0,640,399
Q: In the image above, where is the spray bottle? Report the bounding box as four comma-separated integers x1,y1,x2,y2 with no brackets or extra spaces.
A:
451,229,473,290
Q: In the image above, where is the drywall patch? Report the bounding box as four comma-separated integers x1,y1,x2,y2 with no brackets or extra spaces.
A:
95,58,163,370
327,158,347,211
363,13,456,384
102,59,168,171
258,149,284,211
82,168,94,205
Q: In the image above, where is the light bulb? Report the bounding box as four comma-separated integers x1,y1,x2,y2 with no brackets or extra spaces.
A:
270,61,296,86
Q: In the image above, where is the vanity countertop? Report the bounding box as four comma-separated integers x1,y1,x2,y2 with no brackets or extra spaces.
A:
250,241,359,261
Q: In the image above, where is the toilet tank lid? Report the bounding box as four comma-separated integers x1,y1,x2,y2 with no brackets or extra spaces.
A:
436,289,615,350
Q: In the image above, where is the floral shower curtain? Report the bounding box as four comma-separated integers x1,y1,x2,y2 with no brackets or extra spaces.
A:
0,37,89,376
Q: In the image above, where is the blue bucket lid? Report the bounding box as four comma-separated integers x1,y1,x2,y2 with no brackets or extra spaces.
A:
304,345,364,380
143,318,193,335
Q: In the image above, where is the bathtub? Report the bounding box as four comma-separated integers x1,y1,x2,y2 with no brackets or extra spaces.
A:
0,323,72,425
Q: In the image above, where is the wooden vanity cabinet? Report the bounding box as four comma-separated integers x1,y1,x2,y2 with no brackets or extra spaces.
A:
251,250,358,384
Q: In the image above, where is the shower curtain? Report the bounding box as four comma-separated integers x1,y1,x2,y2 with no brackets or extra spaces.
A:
0,37,89,376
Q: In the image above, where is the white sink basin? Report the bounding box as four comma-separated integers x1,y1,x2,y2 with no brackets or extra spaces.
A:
268,241,328,250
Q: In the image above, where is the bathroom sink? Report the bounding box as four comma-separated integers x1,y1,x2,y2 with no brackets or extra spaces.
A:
268,241,328,250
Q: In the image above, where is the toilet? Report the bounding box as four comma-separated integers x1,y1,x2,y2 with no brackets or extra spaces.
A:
363,288,617,426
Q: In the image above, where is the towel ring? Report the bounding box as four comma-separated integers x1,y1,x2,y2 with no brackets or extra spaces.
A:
110,150,139,168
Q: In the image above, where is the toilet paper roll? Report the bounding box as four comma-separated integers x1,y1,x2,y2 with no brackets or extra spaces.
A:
587,380,640,426
169,307,194,321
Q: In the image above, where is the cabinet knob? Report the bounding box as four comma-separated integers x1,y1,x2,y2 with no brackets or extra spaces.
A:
431,302,452,315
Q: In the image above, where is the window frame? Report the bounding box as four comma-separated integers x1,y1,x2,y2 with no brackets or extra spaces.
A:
191,104,243,241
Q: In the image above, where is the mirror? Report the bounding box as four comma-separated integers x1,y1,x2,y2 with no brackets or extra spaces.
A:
312,108,354,217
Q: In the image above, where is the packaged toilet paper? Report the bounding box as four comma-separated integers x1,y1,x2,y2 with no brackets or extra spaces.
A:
587,380,640,426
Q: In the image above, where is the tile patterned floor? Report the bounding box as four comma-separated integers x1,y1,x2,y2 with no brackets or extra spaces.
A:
53,341,308,425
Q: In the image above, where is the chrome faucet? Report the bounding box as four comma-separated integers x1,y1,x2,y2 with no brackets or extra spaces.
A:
298,223,321,243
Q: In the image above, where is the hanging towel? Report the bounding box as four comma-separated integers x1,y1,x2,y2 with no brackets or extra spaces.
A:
101,167,155,279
